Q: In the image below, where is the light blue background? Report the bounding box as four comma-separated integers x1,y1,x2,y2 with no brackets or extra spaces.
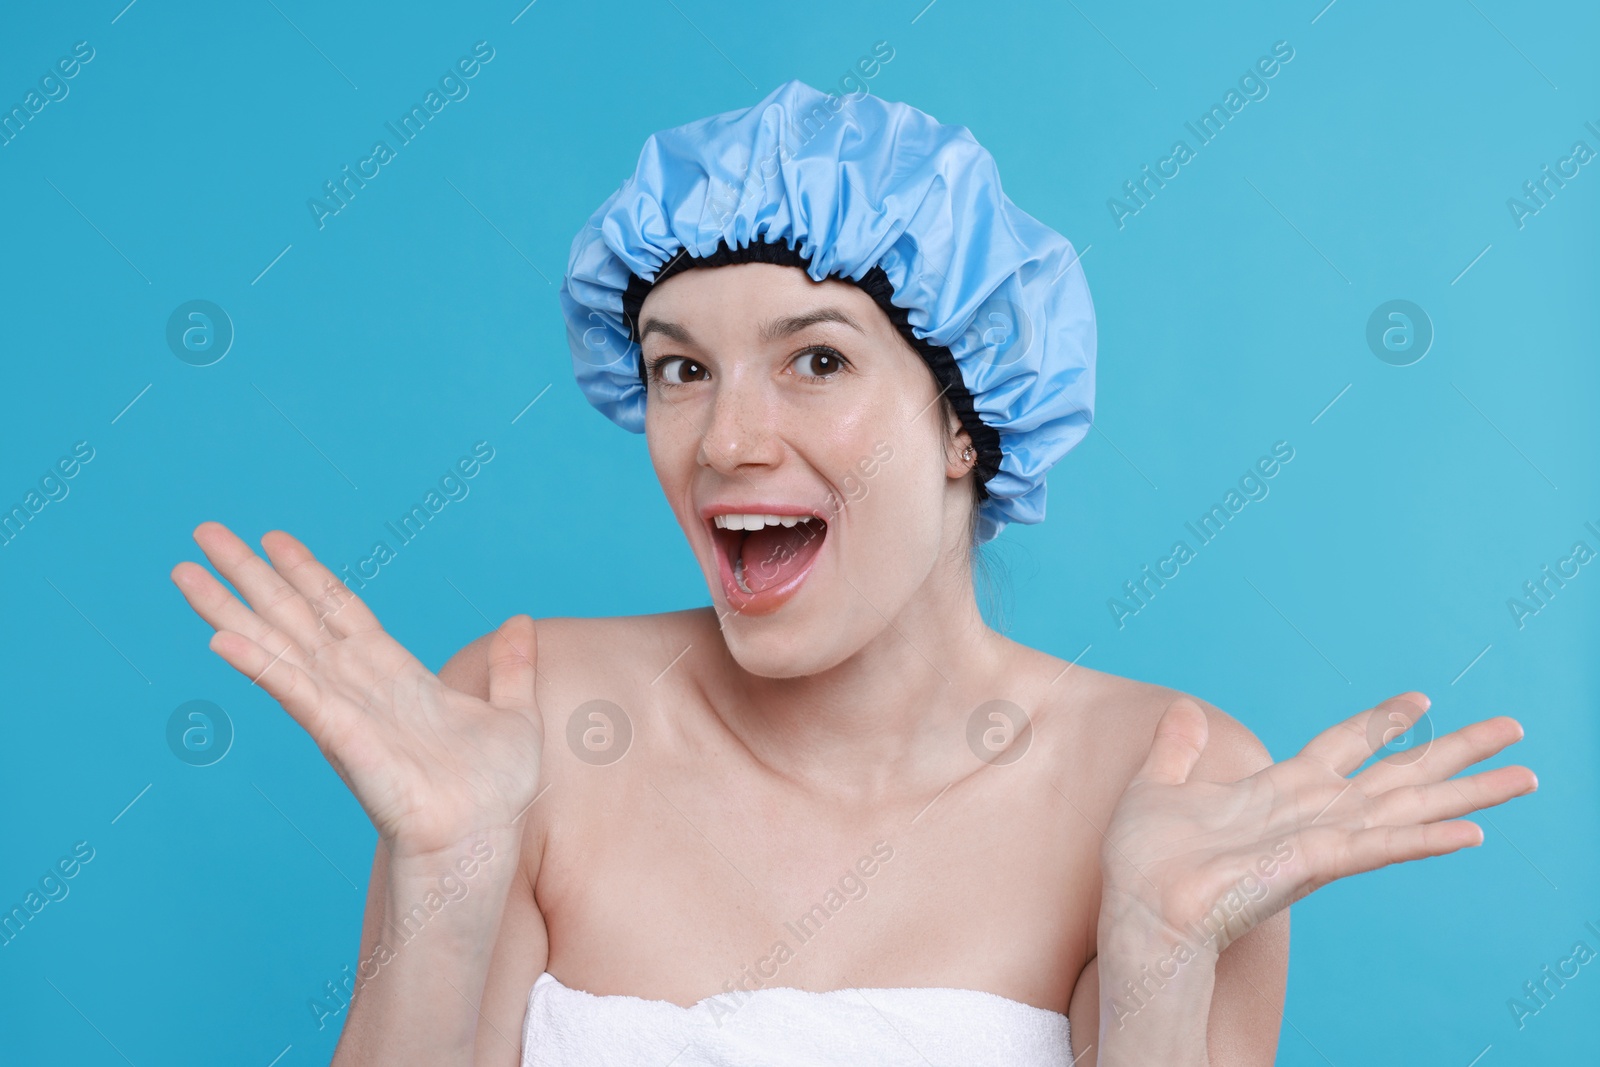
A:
2,0,1595,1063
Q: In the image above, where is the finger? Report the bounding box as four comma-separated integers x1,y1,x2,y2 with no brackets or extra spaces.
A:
1133,698,1209,786
171,560,309,673
1319,818,1485,882
1369,764,1538,827
191,522,327,648
207,628,338,745
487,615,539,716
259,529,383,639
1296,692,1429,777
1356,715,1525,791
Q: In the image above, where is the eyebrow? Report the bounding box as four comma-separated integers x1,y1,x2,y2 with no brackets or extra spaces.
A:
759,307,868,342
638,318,694,344
638,306,867,346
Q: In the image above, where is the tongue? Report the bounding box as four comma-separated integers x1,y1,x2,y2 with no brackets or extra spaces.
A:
740,521,824,593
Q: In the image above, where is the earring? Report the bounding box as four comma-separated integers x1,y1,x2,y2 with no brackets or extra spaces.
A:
960,446,975,463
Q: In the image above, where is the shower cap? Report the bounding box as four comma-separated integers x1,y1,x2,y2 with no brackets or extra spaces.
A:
558,78,1096,543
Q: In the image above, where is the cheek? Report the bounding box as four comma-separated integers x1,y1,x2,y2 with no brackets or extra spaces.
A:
868,448,944,529
645,409,698,500
822,421,943,532
807,416,884,502
645,395,698,454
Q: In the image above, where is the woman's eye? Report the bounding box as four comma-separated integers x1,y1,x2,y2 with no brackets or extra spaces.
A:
791,347,847,379
652,356,708,385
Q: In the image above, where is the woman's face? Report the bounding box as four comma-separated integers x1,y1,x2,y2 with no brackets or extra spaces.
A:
639,261,974,678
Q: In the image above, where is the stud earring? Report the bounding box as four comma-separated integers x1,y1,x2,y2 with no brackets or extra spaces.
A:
960,446,975,463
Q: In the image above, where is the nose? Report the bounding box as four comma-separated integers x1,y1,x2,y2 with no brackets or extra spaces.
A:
696,368,782,475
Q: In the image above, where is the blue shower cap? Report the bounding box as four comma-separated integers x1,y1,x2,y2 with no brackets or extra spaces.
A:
559,78,1096,543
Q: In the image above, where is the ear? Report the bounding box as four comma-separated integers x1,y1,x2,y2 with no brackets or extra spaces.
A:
943,412,976,481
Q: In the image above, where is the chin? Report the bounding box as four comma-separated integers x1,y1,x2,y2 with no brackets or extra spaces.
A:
689,520,861,678
715,607,858,680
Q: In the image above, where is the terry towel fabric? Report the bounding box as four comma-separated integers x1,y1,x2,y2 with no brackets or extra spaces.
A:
520,970,1074,1065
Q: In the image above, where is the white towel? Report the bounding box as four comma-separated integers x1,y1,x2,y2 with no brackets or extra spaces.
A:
520,971,1074,1066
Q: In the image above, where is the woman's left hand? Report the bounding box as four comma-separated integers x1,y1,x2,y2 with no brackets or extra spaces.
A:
1097,692,1536,957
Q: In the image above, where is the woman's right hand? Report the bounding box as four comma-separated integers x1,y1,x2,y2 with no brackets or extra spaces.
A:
170,521,544,862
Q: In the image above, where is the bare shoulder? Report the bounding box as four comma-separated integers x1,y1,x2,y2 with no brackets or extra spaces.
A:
431,608,713,869
1024,644,1274,787
1125,677,1275,783
434,608,715,699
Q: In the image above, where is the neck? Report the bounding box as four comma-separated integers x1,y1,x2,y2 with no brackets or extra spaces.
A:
709,549,1010,803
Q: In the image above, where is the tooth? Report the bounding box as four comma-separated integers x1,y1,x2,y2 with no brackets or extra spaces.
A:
780,516,798,527
714,515,727,529
734,554,752,594
765,514,781,527
725,514,746,530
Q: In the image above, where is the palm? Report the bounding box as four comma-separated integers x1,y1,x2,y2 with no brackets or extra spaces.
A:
171,522,544,859
1100,694,1535,956
288,628,543,851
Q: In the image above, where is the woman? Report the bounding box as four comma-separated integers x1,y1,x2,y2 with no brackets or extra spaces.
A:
170,81,1534,1065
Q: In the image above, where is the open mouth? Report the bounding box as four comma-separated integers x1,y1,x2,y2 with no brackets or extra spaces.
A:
706,510,828,615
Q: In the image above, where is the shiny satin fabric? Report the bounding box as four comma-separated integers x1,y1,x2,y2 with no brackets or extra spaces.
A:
559,78,1096,543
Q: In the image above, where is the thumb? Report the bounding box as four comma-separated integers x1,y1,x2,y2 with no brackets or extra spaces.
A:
1134,698,1209,786
487,615,539,715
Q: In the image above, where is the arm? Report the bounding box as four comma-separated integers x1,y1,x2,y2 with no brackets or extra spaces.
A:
1069,705,1287,1065
170,523,549,1066
1072,691,1532,1066
335,640,550,1066
332,828,528,1064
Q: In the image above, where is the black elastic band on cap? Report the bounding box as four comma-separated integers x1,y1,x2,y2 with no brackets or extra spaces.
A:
620,237,1002,493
